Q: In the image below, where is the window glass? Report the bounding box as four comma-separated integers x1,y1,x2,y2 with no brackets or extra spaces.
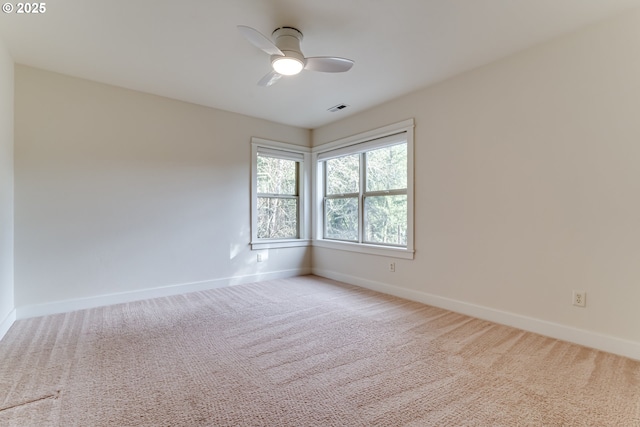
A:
326,154,359,195
322,140,408,248
366,144,407,192
251,139,310,249
364,195,407,245
256,153,299,240
257,197,298,239
257,156,297,195
324,197,358,241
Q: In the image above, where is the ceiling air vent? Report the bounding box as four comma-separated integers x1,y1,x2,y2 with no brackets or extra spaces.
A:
328,104,349,112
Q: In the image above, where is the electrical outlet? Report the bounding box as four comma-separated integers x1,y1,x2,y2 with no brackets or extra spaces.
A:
389,262,395,272
573,290,586,307
257,253,263,262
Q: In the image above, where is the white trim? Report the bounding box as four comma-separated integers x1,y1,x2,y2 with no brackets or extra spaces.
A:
251,138,311,249
257,146,305,161
251,239,311,250
16,268,311,320
312,268,640,362
311,118,415,154
312,119,415,259
316,132,407,161
252,138,311,153
312,239,414,260
0,308,16,341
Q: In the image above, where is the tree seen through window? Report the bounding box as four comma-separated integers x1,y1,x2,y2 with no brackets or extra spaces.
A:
324,142,407,246
257,155,298,239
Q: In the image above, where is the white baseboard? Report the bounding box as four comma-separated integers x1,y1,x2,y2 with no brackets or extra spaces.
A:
16,268,311,320
0,308,16,342
313,268,640,361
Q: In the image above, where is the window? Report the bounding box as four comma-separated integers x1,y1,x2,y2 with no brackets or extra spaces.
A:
314,119,414,259
251,139,310,249
257,154,298,239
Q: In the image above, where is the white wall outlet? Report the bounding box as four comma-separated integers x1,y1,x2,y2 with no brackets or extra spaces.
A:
257,253,264,262
389,262,395,272
573,290,586,307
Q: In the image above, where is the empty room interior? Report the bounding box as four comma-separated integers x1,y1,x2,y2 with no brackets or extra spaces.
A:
1,1,640,425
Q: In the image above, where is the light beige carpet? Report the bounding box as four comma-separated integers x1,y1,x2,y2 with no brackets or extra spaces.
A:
1,275,639,426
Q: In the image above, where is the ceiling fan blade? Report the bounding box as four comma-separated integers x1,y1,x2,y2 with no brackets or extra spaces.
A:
237,25,284,56
257,71,283,87
304,57,354,73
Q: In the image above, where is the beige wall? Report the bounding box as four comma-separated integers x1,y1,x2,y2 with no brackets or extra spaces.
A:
0,37,14,332
8,9,640,357
14,66,310,307
312,10,640,348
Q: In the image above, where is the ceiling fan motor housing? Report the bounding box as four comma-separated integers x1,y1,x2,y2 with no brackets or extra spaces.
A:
237,24,354,84
271,26,305,67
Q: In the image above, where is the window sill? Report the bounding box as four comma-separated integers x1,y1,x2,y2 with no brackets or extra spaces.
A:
251,239,311,250
312,239,415,260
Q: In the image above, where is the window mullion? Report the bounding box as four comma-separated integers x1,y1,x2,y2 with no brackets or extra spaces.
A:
324,193,358,199
313,118,414,256
258,194,298,199
323,160,327,239
255,149,301,240
363,189,406,197
296,162,300,239
251,138,311,249
359,152,365,244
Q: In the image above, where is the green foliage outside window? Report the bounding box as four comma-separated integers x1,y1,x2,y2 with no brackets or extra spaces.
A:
324,143,407,246
325,197,358,241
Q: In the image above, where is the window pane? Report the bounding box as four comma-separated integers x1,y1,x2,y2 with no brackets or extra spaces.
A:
325,197,358,241
326,154,359,195
364,195,407,245
257,156,297,195
257,197,298,239
366,143,407,192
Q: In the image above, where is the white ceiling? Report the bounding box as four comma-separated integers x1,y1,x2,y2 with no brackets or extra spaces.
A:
1,0,640,129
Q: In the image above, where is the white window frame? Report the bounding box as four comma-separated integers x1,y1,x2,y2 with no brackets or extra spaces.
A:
251,138,311,250
312,119,415,259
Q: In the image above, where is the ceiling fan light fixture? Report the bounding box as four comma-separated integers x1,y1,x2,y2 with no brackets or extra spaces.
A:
239,25,354,86
272,56,304,76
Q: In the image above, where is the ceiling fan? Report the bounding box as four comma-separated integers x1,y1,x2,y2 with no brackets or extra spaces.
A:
237,25,354,87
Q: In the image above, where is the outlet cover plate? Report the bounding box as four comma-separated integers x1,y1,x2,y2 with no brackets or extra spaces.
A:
573,290,586,307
